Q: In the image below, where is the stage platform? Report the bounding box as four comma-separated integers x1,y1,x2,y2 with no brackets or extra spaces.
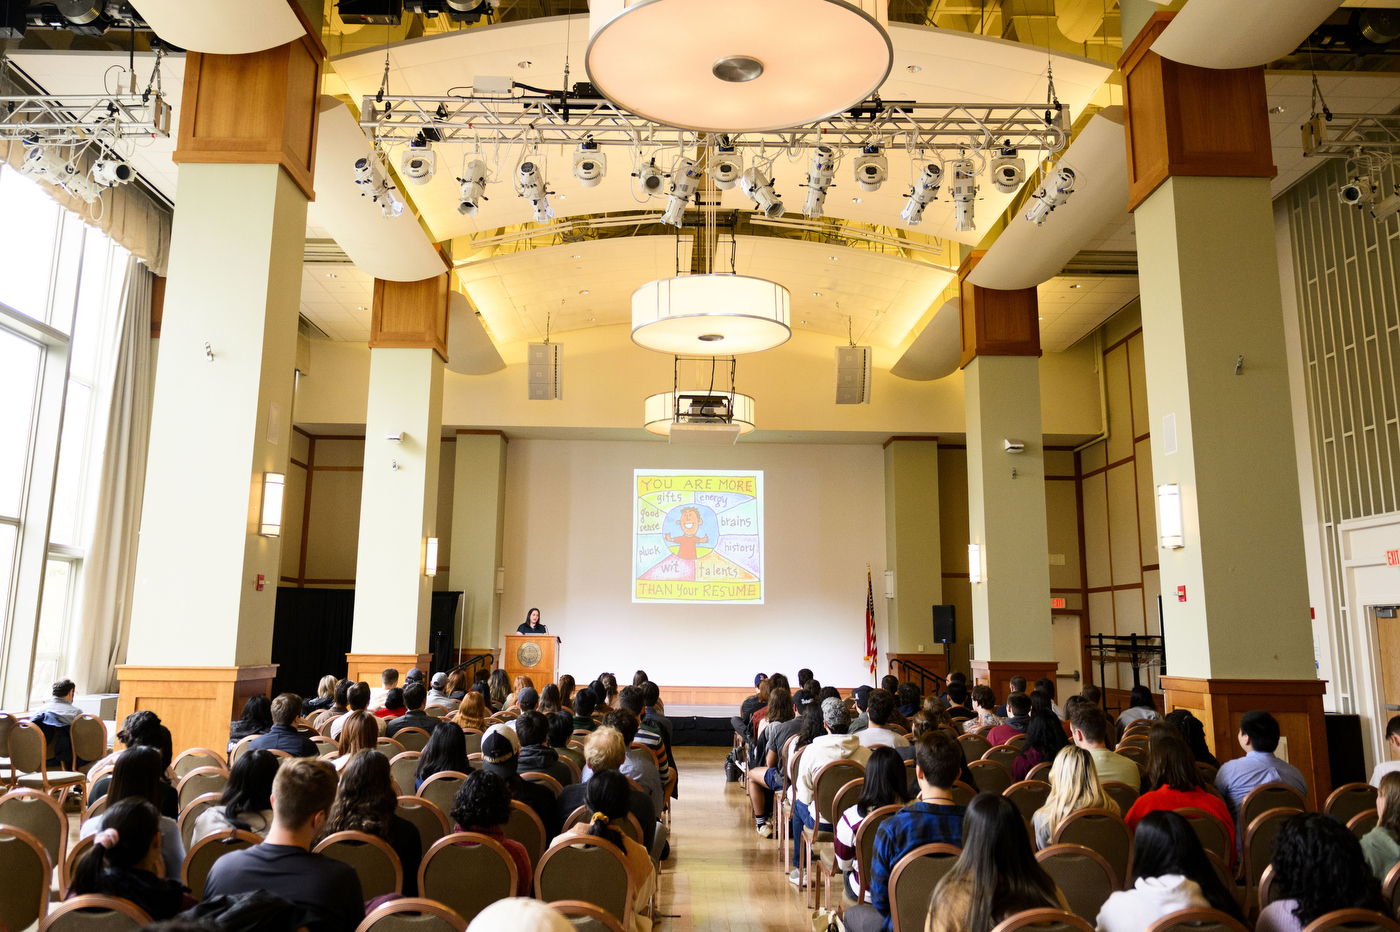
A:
663,703,737,747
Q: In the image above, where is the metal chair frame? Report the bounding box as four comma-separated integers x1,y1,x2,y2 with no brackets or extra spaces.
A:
313,829,405,898
354,897,468,932
38,894,152,932
888,842,962,932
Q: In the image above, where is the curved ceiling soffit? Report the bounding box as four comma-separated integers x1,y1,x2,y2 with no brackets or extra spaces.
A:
890,297,961,382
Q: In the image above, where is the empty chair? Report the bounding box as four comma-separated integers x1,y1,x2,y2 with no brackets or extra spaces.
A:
0,789,67,884
984,744,1022,771
390,752,422,796
396,796,449,854
69,716,109,775
1142,908,1251,932
987,908,1095,932
1349,809,1380,839
313,830,404,899
535,837,636,927
0,825,53,932
970,759,1013,796
1005,781,1052,822
1327,784,1381,826
504,799,547,865
172,748,226,779
1296,910,1400,932
889,843,961,932
418,770,468,817
551,899,627,932
38,895,151,932
355,897,467,932
182,829,260,900
377,737,406,757
418,833,518,924
393,728,432,754
1036,844,1118,922
1052,808,1133,889
176,767,228,812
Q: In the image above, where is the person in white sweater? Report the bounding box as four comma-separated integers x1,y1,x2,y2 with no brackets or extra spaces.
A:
1095,811,1246,932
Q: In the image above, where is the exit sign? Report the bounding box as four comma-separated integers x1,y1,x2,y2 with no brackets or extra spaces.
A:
1388,549,1400,566
1051,598,1066,609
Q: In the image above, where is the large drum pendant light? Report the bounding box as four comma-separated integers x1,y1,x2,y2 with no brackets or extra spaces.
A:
631,274,791,355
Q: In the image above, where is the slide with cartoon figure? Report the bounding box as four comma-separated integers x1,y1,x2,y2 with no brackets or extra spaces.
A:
632,469,764,604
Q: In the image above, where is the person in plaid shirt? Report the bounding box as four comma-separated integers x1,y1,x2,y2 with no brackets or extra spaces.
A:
841,729,968,932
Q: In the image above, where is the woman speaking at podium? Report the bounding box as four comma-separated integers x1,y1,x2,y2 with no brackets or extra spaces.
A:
517,608,546,634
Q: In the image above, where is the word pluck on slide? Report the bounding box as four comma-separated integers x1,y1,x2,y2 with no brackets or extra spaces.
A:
632,469,764,604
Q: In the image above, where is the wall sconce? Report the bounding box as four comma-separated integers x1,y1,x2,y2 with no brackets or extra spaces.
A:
260,472,285,537
884,569,895,600
968,544,983,584
425,537,439,577
1157,483,1184,549
495,567,506,594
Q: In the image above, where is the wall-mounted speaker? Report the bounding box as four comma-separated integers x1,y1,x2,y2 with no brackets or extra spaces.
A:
932,604,956,644
836,345,872,405
527,342,561,400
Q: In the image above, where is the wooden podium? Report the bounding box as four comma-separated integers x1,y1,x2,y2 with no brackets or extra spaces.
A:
504,634,559,687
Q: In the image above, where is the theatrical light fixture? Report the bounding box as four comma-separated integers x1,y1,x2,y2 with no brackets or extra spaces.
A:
949,158,978,232
635,158,665,196
739,166,784,219
401,144,436,184
803,145,836,219
1024,166,1076,226
353,155,405,218
1339,177,1371,209
662,156,702,227
711,138,742,189
573,137,607,187
19,142,66,184
632,274,791,354
968,543,983,584
1374,189,1400,224
456,158,488,216
901,162,942,225
853,144,888,193
989,143,1026,194
517,159,554,223
91,157,134,187
260,472,286,538
1157,483,1184,550
425,537,439,577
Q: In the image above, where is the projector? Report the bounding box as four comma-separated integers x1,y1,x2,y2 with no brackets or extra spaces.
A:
669,393,741,445
670,422,742,445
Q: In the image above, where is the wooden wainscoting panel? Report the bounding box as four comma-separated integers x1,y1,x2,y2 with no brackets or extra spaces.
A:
345,653,433,686
116,665,277,757
970,660,1060,706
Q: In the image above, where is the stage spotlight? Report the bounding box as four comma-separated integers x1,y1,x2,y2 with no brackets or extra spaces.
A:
457,158,489,216
518,159,554,223
1339,177,1372,209
353,155,405,218
949,158,977,232
900,162,942,225
401,144,436,185
802,145,836,219
739,166,784,219
573,137,607,187
636,158,665,196
19,141,66,183
989,143,1026,194
1023,166,1076,226
711,137,742,190
661,156,701,227
853,144,888,193
91,157,134,187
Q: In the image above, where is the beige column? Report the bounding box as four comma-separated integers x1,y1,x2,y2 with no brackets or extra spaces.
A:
346,276,449,684
1123,13,1328,807
450,431,508,658
118,34,323,756
959,254,1057,698
883,438,945,677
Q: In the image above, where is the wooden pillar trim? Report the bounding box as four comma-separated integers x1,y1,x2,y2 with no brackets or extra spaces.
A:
370,275,451,362
116,664,278,758
149,275,166,338
1118,11,1277,212
345,653,433,686
970,660,1060,703
958,251,1041,369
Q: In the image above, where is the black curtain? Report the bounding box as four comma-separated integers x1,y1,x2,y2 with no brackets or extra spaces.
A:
430,591,461,673
271,587,355,698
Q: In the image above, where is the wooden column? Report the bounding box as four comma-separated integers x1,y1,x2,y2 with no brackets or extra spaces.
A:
959,251,1040,369
117,665,277,759
369,275,450,358
971,661,1062,704
344,653,434,687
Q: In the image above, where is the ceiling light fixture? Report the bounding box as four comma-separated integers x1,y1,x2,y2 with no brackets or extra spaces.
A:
580,290,590,295
585,0,892,133
632,275,791,355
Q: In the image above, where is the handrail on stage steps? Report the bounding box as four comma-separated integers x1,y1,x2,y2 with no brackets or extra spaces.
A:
889,658,946,697
446,653,494,678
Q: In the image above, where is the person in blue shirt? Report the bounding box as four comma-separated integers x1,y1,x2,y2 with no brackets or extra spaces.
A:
841,729,968,932
1214,710,1308,841
247,693,318,757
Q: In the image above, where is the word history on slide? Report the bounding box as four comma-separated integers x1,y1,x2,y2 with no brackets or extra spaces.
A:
632,469,765,604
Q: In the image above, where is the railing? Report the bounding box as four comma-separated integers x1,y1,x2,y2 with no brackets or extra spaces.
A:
890,658,946,697
446,652,494,679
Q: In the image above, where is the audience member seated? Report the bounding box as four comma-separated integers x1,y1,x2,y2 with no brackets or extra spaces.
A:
1124,726,1236,867
447,671,470,703
600,709,665,814
387,683,441,738
548,711,585,771
557,674,576,707
1033,678,1066,721
312,680,351,730
426,672,455,710
331,682,385,741
481,724,561,840
507,686,540,727
1256,812,1385,932
1214,710,1308,834
847,685,874,734
504,675,533,711
995,676,1027,717
1362,771,1400,881
247,693,318,757
963,685,1002,734
1070,703,1140,788
69,798,196,919
537,683,562,715
450,770,533,895
333,712,380,778
1079,684,1102,705
205,757,365,932
1012,705,1069,782
572,689,599,733
1032,745,1120,849
80,746,185,878
518,710,572,786
370,668,399,710
1115,685,1162,737
488,669,511,710
790,698,872,885
1095,810,1246,932
859,689,911,750
895,683,921,719
323,750,422,896
1374,715,1400,788
1164,708,1220,769
556,726,661,860
303,675,338,716
834,746,910,906
35,676,83,724
750,681,777,735
928,793,1069,932
416,721,471,791
944,681,975,723
745,686,801,838
619,686,671,783
558,769,656,932
192,748,278,844
986,692,1032,747
228,695,273,754
374,687,406,721
642,681,672,747
451,691,490,733
96,711,180,818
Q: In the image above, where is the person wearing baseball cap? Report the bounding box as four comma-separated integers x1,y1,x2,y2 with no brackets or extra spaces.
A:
789,696,871,887
426,672,454,710
480,725,559,841
848,685,875,733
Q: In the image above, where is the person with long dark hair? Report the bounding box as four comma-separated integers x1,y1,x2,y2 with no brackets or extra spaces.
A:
1095,810,1245,932
926,794,1068,932
834,747,910,903
227,695,273,753
1257,813,1385,932
1012,708,1068,781
488,669,511,710
1124,726,1236,867
68,798,195,919
415,721,470,791
449,770,532,895
557,769,655,932
1114,684,1162,737
746,686,803,837
191,748,277,844
1164,708,1219,768
558,674,576,706
517,607,546,634
79,746,184,878
321,751,422,896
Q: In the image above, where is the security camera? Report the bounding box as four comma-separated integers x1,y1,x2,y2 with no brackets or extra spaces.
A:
1024,166,1076,226
354,155,405,218
900,162,942,225
518,160,554,223
1339,178,1371,209
401,145,436,185
457,158,488,216
711,139,742,190
989,144,1025,194
572,138,606,188
739,166,784,219
803,145,836,219
661,156,702,227
91,158,134,187
853,144,888,193
635,158,665,196
949,158,978,233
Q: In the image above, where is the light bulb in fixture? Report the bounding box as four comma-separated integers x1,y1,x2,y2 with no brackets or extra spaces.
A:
580,290,589,295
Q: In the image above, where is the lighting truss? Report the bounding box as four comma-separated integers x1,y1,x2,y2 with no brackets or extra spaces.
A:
1301,112,1400,159
0,93,172,143
361,93,1072,157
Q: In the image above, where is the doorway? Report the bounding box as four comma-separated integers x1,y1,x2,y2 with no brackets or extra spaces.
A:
1052,614,1083,700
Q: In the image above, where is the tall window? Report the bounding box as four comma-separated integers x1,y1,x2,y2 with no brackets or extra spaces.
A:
0,162,131,706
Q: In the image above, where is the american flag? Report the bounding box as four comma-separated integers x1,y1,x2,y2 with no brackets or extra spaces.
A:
864,571,877,679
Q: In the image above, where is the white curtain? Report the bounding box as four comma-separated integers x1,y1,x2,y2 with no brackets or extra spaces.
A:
71,256,153,694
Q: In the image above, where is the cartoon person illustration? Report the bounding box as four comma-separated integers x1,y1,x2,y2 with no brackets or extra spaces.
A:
666,505,708,561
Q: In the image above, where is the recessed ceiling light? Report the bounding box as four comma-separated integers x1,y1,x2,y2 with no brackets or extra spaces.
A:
1269,105,1285,114
852,197,862,203
589,317,595,321
800,320,808,324
327,273,337,278
518,60,532,69
579,290,589,295
907,64,922,73
1069,284,1081,289
829,255,838,261
812,292,821,297
572,254,581,259
557,194,566,199
357,306,366,310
